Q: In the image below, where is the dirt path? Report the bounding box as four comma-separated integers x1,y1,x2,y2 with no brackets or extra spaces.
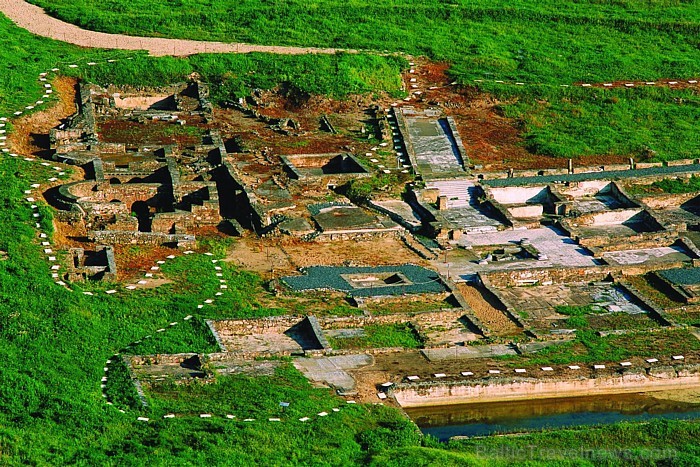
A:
0,0,355,56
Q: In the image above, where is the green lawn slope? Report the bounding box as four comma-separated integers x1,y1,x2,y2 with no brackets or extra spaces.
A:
25,0,700,160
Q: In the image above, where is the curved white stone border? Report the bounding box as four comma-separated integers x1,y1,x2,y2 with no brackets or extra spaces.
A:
133,403,354,424
101,254,231,404
100,253,356,424
3,58,148,291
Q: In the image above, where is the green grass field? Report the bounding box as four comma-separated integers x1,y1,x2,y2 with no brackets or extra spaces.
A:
327,323,424,350
25,0,700,84
25,0,700,160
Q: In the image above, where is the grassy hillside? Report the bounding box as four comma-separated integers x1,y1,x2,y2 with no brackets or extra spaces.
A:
0,12,404,120
26,0,700,161
28,0,700,83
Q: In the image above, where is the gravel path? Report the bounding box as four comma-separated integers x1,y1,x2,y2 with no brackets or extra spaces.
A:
0,0,355,56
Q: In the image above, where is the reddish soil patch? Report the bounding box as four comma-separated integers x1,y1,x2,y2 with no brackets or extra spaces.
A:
98,119,204,146
9,76,78,159
452,105,630,171
395,57,633,171
113,244,180,281
188,225,230,239
225,236,293,278
52,218,88,250
417,61,453,87
450,101,537,171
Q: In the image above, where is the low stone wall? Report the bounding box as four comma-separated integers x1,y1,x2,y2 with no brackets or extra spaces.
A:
638,192,700,210
100,245,117,281
130,353,198,366
649,272,700,304
481,198,515,228
151,205,221,233
480,160,699,182
392,108,419,173
205,320,227,352
307,316,332,350
481,262,687,289
488,186,549,205
88,230,196,247
445,116,469,170
325,347,406,357
392,364,700,407
481,163,700,187
315,228,404,242
400,234,437,260
443,278,492,337
212,316,304,336
368,200,423,233
121,355,148,408
481,266,612,288
578,230,679,253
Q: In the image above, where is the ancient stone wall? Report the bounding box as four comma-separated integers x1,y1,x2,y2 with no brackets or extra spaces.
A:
481,267,612,288
88,230,195,247
392,364,700,406
639,192,700,210
66,182,163,206
212,316,305,336
578,230,678,252
130,353,198,366
315,229,404,242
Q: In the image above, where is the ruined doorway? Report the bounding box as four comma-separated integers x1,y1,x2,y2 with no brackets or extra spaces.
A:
131,201,152,232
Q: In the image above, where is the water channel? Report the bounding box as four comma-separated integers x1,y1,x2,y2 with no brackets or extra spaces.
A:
404,391,700,441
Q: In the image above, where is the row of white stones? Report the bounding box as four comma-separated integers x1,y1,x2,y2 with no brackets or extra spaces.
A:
3,57,139,290
471,78,700,89
0,57,274,421
135,401,356,424
394,355,688,383
101,254,232,416
365,60,419,175
100,257,363,423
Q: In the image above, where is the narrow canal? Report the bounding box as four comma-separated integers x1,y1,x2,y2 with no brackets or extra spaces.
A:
404,391,700,440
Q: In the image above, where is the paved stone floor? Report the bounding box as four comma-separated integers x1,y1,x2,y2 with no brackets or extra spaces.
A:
293,354,373,395
437,227,597,279
406,117,464,176
603,246,692,265
498,283,648,322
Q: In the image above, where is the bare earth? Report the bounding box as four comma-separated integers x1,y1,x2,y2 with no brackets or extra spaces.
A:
0,0,354,56
455,283,522,336
226,236,425,279
280,237,426,268
8,76,77,158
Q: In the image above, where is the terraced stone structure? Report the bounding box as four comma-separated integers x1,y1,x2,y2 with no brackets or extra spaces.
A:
48,81,226,246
